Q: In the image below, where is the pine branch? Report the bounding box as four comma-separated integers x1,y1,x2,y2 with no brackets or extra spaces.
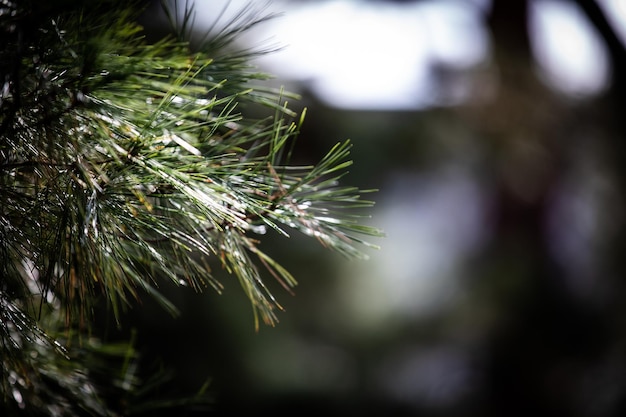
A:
1,0,383,412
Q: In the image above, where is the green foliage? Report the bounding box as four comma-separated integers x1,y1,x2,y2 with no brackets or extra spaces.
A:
0,0,381,414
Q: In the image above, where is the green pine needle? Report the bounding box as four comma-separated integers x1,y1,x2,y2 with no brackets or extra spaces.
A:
0,0,383,412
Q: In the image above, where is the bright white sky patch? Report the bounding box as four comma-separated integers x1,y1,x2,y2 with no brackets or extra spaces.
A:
192,0,613,108
420,1,489,69
250,0,488,109
192,0,488,110
249,1,431,109
596,0,626,47
529,0,610,97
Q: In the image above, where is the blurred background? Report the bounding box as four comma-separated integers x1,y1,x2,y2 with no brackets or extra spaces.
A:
132,0,626,415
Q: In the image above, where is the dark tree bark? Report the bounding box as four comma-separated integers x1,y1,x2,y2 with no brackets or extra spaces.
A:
473,1,617,416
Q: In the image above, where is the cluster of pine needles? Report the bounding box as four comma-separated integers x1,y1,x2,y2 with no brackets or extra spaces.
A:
0,1,381,414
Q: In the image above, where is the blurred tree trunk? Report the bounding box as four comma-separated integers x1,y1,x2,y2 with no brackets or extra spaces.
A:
574,0,626,269
473,1,615,416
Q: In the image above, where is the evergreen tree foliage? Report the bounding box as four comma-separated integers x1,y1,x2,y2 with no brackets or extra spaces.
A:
0,0,381,414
